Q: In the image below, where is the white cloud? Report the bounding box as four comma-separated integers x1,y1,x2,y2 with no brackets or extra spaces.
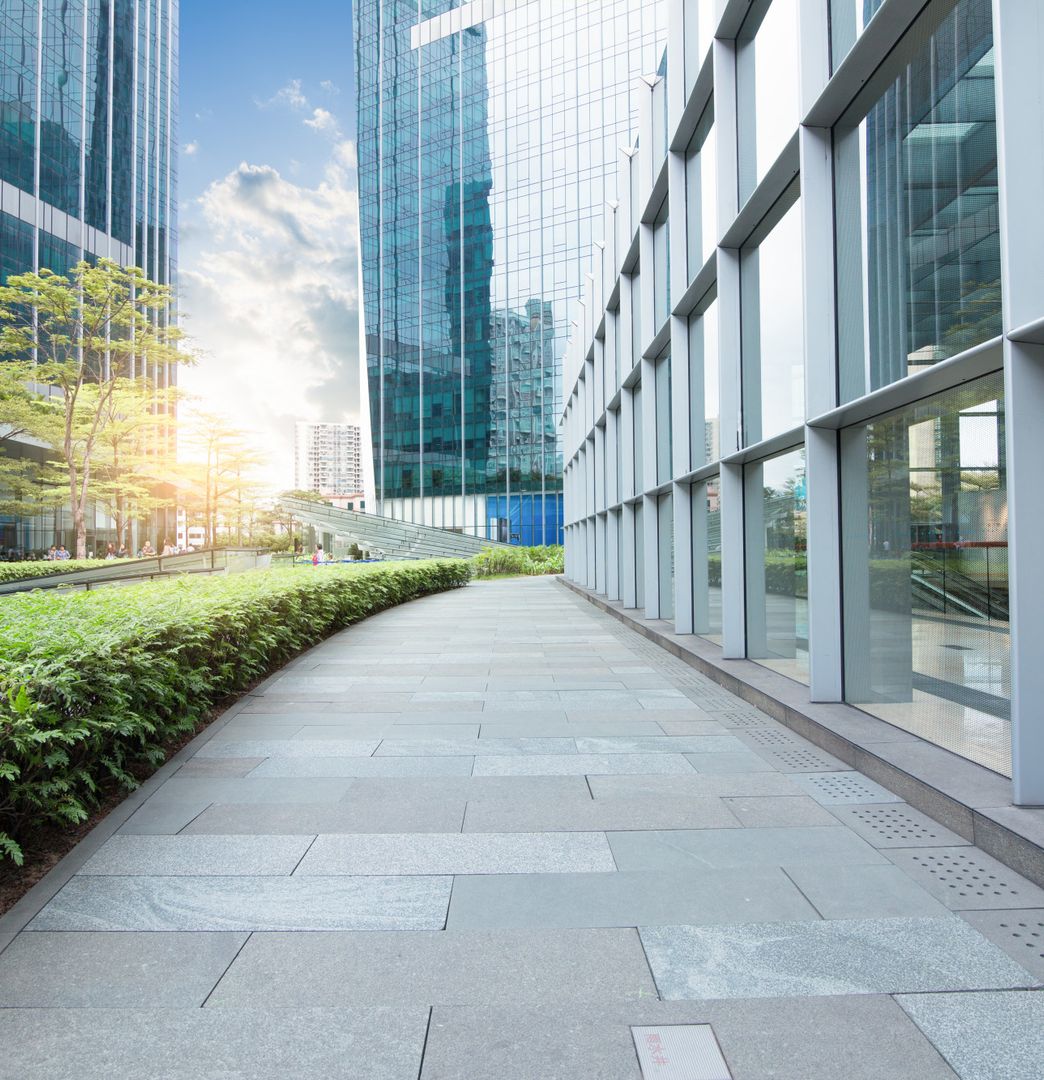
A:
303,107,340,136
178,141,361,490
320,80,340,95
259,78,308,111
183,140,199,156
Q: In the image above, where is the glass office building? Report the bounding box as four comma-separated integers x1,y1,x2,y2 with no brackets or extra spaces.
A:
563,0,1044,805
0,0,178,553
354,0,666,544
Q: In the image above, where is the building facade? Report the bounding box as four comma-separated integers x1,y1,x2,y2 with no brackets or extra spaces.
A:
562,0,1044,803
294,421,365,503
0,0,178,554
354,0,666,545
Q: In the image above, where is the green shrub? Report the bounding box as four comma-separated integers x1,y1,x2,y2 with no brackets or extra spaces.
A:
0,559,470,864
470,545,564,577
0,560,111,585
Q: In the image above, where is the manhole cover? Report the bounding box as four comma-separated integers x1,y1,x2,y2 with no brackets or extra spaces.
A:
632,1025,732,1080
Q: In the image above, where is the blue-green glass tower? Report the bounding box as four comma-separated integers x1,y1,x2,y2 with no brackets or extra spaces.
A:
355,0,666,544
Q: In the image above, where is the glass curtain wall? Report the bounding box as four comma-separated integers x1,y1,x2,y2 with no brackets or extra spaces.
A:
692,476,722,644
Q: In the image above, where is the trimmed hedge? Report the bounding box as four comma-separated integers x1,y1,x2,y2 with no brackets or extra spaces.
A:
0,560,111,584
0,559,471,864
471,545,564,577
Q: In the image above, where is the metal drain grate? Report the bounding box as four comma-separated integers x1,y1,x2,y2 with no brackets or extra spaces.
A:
707,710,777,729
891,849,1044,909
960,909,1044,979
740,727,804,747
835,804,964,847
758,745,844,772
632,1026,732,1080
793,771,902,805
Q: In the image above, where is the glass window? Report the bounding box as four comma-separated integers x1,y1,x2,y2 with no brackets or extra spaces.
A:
653,199,670,331
655,353,672,484
635,499,645,609
658,492,674,620
684,103,717,278
688,296,719,470
745,447,808,683
736,0,801,203
632,383,644,496
830,0,885,69
692,476,722,644
835,0,1000,402
741,197,804,445
630,270,642,368
841,371,1009,775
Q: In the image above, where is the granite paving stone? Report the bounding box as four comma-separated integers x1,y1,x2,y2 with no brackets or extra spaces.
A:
0,1007,431,1080
117,798,213,835
896,991,1044,1080
181,799,467,834
139,777,358,803
607,826,886,871
333,776,590,802
587,772,802,799
683,751,778,774
574,735,748,754
639,917,1037,1000
886,846,1044,910
198,738,380,759
790,770,904,805
463,795,741,833
722,795,839,827
477,719,667,738
175,757,267,778
958,909,1044,980
28,875,453,931
0,932,247,1006
828,803,971,848
783,863,952,918
79,835,313,876
652,719,731,735
446,867,819,929
206,928,656,1007
471,753,697,776
294,832,615,875
249,756,475,778
375,737,575,756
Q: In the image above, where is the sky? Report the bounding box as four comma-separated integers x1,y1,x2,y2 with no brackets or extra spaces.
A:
177,0,359,489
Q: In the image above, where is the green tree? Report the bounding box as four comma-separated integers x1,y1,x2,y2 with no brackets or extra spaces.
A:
0,260,187,558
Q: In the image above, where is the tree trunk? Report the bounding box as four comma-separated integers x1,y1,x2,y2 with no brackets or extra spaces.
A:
74,506,87,560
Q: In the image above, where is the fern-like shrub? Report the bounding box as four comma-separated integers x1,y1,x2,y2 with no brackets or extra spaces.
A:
0,560,112,585
470,545,564,577
0,559,470,864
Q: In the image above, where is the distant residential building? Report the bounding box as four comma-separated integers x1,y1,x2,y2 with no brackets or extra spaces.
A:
294,422,364,501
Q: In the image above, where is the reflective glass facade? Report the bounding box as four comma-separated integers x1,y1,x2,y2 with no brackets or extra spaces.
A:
0,0,177,554
355,0,666,544
563,0,1044,801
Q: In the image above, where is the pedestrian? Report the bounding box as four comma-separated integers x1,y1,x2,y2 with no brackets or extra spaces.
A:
105,543,117,559
117,544,129,558
46,546,57,561
161,538,175,556
56,545,70,560
312,543,323,566
141,539,156,557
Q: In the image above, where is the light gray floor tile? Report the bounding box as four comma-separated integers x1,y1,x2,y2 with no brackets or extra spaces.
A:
181,799,467,835
463,796,740,833
608,826,886,871
478,720,667,738
249,756,475,778
286,723,398,739
722,795,839,827
207,928,654,1007
0,931,247,1006
785,863,952,918
574,735,748,754
29,874,452,931
341,776,590,801
896,991,1044,1080
175,757,267,778
684,751,777,774
140,777,357,804
472,753,697,777
446,867,818,929
79,834,313,876
640,917,1037,1000
197,739,379,759
118,798,213,835
790,771,903,805
375,737,575,756
653,719,731,736
828,803,971,848
206,723,308,741
588,773,802,799
886,847,1044,910
295,832,615,874
374,725,481,740
959,909,1044,980
0,1007,430,1080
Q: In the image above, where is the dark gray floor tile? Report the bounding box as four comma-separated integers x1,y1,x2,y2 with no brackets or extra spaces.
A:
896,991,1044,1080
0,1007,430,1080
175,757,267,778
959,909,1044,980
28,874,452,931
118,798,213,835
886,847,1044,910
198,738,380,759
784,863,952,918
375,736,575,756
722,796,839,827
463,795,740,833
588,773,802,799
207,928,655,1006
144,777,357,803
640,917,1036,999
79,835,313,876
340,776,590,802
0,931,247,1006
250,756,475,778
654,719,731,736
181,799,466,835
446,867,818,929
684,751,777,774
472,753,697,776
607,827,885,871
478,719,666,738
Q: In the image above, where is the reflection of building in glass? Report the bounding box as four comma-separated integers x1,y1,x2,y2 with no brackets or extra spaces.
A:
0,0,178,555
354,0,666,544
563,0,1043,805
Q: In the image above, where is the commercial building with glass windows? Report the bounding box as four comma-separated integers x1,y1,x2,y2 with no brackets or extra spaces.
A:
354,0,666,545
0,0,178,553
562,0,1044,807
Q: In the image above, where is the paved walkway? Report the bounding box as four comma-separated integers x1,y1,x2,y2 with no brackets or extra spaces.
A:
1,577,1042,1079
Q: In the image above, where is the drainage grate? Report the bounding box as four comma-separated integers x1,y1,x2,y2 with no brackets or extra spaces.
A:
793,771,902,805
632,1025,733,1080
960,909,1044,979
758,746,844,772
740,727,803,748
835,804,965,847
890,849,1044,909
707,710,777,729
